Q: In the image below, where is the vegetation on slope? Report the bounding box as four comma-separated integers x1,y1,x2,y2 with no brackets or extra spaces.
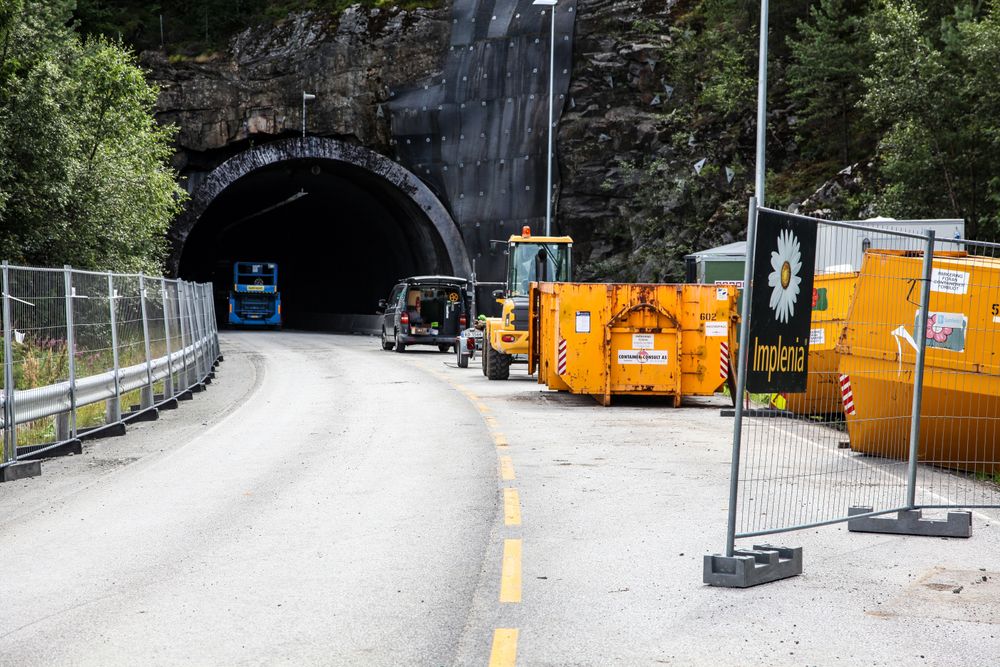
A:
587,0,1000,282
0,0,185,272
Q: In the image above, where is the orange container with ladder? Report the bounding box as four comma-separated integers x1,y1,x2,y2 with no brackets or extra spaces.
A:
528,282,739,405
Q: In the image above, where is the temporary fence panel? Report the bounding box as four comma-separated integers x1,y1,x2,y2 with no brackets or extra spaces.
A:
910,238,1000,507
0,262,219,474
706,205,999,588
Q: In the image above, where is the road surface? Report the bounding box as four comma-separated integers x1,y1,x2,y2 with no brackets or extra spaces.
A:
1,331,998,666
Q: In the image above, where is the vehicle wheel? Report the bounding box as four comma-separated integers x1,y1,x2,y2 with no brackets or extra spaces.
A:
394,330,406,353
381,328,394,351
438,343,451,353
456,344,469,368
486,338,511,381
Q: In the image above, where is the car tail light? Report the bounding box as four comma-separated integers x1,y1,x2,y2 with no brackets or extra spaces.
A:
467,337,475,351
501,334,515,343
400,311,409,325
459,314,467,328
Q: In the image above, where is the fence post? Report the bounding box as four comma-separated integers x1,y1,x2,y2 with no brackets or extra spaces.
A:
138,275,154,410
192,284,206,380
176,282,190,388
724,198,759,558
107,273,122,423
703,201,804,587
161,279,174,399
907,230,937,508
185,282,200,384
2,262,16,465
64,267,78,438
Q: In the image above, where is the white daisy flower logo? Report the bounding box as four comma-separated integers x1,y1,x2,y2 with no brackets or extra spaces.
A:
767,229,802,324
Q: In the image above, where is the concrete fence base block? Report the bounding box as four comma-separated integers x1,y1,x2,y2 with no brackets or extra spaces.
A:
848,506,972,538
79,422,127,441
18,438,83,461
157,398,180,410
191,383,207,393
177,390,194,401
0,460,42,482
123,407,159,424
703,544,803,588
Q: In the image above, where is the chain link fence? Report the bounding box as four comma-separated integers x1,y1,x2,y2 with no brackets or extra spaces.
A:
1,263,219,478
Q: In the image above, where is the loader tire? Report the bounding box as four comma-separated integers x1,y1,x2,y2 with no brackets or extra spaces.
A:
486,338,511,381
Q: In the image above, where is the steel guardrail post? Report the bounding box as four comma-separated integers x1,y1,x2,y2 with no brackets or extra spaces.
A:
107,273,122,423
2,262,16,464
138,275,154,409
161,279,174,398
64,266,78,438
906,230,936,509
724,197,759,558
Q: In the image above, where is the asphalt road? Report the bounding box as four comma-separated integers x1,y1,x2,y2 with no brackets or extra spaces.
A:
1,331,999,666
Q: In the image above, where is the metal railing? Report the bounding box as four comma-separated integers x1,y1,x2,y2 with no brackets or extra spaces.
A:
1,262,220,470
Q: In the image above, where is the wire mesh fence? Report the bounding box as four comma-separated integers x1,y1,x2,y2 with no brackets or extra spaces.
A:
708,205,1000,586
705,208,1000,586
1,263,219,469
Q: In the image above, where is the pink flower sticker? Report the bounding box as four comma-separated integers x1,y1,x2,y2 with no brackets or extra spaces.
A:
926,314,953,343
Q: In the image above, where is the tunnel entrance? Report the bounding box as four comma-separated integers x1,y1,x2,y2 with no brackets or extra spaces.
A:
174,138,469,329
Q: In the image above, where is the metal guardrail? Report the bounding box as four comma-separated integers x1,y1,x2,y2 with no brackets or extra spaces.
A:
0,262,220,475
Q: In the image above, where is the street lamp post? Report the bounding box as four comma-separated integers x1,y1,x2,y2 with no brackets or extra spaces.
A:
302,91,316,138
533,0,557,236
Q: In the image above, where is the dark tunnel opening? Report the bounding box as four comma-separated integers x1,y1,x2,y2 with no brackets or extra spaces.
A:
178,158,457,329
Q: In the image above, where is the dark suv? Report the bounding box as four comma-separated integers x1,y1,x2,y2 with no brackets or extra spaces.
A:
378,276,469,353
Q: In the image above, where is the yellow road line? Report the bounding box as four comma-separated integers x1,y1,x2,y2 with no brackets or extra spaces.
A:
499,455,515,480
488,628,519,667
485,415,499,429
475,400,491,413
493,432,508,448
500,539,522,603
503,488,522,526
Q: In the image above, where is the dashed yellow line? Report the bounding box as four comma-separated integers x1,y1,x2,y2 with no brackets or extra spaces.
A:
488,628,519,667
499,455,515,481
493,432,508,448
475,400,492,413
485,415,499,429
500,539,522,603
503,488,522,526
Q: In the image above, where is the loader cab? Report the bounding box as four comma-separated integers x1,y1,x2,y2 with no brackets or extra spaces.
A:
504,228,573,297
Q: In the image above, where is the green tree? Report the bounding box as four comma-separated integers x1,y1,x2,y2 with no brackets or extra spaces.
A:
863,0,999,238
0,1,186,272
787,0,873,165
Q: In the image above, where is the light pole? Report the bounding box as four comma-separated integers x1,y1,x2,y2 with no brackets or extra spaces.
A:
302,91,316,138
533,0,557,236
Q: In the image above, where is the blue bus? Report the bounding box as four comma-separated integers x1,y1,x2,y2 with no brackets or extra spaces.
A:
228,261,281,327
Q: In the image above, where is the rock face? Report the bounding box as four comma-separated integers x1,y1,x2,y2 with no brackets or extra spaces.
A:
150,0,761,283
147,7,449,175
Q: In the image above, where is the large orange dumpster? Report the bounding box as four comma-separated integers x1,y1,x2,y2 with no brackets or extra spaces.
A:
774,272,858,415
529,283,739,406
838,250,1000,473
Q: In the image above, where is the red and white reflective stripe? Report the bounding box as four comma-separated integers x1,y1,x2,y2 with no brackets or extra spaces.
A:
719,342,730,379
840,374,857,415
557,338,568,375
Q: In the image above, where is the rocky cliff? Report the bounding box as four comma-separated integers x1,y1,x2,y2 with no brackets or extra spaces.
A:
148,0,764,282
